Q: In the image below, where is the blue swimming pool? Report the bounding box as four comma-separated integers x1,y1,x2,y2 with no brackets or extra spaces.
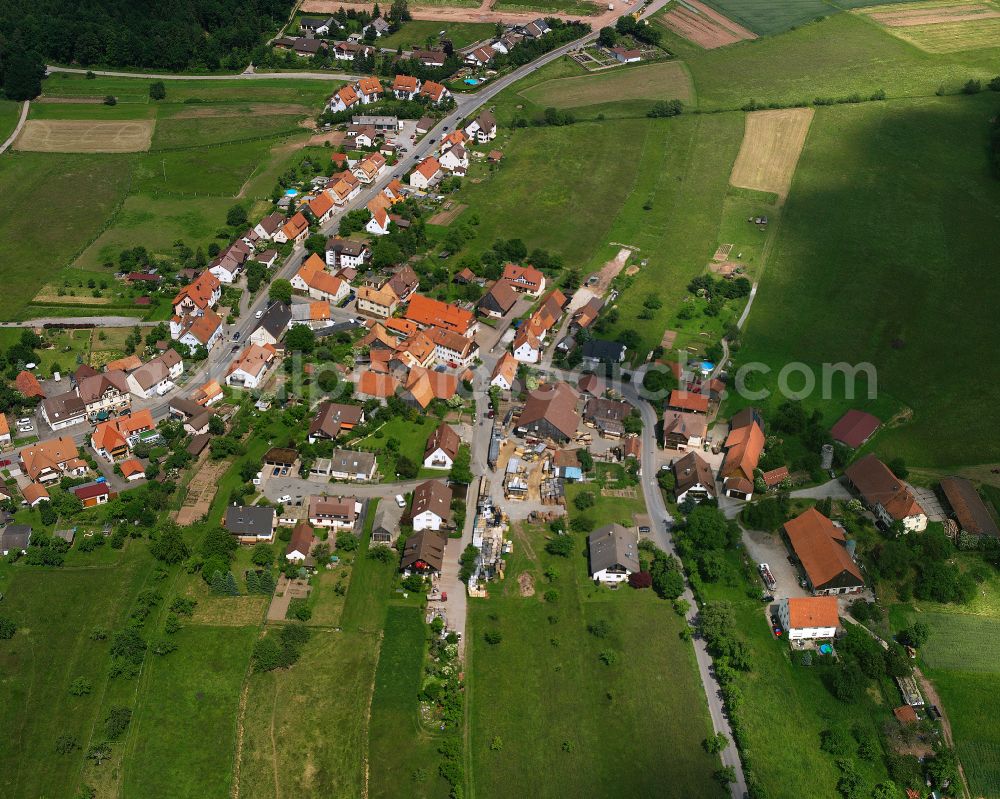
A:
464,78,480,85
284,188,298,197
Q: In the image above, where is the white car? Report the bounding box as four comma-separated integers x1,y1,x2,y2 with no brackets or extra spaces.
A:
395,494,406,508
17,418,31,426
278,494,292,503
255,310,263,319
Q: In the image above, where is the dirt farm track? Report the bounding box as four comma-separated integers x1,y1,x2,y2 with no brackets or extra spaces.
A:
14,119,155,153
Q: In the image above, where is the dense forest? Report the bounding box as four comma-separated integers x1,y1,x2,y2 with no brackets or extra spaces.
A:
0,0,293,98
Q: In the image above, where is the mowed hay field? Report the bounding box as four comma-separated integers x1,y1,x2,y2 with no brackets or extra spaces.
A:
856,0,1000,52
519,60,693,109
15,118,155,152
729,108,814,198
735,95,1000,466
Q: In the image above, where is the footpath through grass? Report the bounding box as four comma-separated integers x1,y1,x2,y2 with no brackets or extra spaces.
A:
735,94,1000,467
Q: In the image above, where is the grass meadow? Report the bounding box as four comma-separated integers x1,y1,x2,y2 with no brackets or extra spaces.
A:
368,606,451,799
0,550,157,799
519,59,694,109
467,488,723,799
733,94,1000,466
0,151,133,319
669,13,1000,111
891,572,1000,798
0,99,22,142
121,625,258,798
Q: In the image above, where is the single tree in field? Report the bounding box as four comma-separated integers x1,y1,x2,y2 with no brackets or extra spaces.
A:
149,81,166,100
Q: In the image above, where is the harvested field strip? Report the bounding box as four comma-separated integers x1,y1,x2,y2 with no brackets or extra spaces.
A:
15,119,154,153
869,4,1000,24
874,18,1000,51
519,60,693,108
660,0,757,48
729,108,813,199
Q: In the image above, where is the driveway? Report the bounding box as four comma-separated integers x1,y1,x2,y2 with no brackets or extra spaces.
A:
262,474,425,504
741,528,808,599
790,478,852,502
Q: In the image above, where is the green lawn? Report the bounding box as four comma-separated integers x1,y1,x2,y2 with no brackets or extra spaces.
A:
28,101,157,120
0,552,156,799
379,21,496,51
356,415,439,480
931,670,1000,799
0,152,133,320
519,59,693,111
733,95,1000,467
133,138,274,197
122,625,257,798
467,513,723,798
368,606,451,799
678,13,1000,111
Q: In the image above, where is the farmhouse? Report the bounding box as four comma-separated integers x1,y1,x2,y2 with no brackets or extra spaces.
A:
356,284,399,318
405,294,477,338
411,479,452,531
501,263,546,296
90,409,156,461
662,409,708,451
517,382,580,443
845,454,927,532
588,524,639,584
224,505,276,544
21,437,87,483
778,596,840,641
720,407,765,500
611,47,642,63
401,529,448,574
673,451,716,503
424,423,461,470
478,280,518,318
668,390,709,414
783,507,864,596
939,476,998,537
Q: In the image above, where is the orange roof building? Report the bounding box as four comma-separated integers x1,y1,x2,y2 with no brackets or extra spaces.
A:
783,508,864,595
120,458,147,481
780,596,840,639
721,411,765,499
357,371,399,399
392,74,419,95
668,390,710,414
91,409,155,461
404,294,476,337
15,370,46,399
20,436,85,482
